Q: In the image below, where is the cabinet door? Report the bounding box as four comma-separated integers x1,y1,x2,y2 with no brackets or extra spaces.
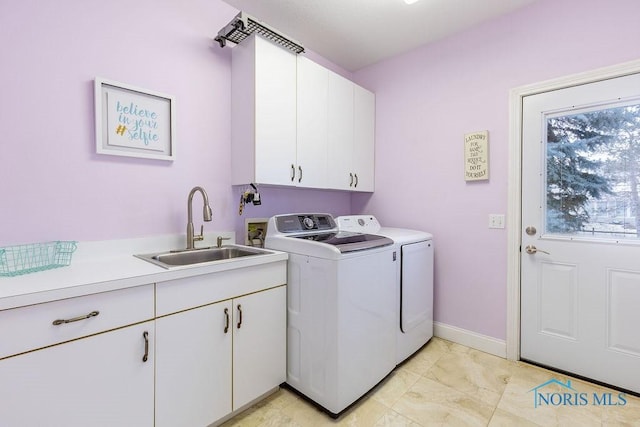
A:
0,321,154,427
155,300,232,427
233,286,287,410
254,36,298,186
232,35,297,186
327,71,355,190
353,84,375,192
296,57,328,188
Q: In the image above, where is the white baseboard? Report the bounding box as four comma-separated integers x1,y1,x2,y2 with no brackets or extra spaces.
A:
434,321,507,358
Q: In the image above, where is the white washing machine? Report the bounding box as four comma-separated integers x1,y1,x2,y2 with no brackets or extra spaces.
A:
265,213,397,417
337,215,434,364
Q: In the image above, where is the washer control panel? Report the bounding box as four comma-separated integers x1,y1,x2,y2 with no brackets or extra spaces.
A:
275,214,337,234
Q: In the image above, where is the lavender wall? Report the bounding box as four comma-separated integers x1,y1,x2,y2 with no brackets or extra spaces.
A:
352,0,640,340
4,0,640,343
0,0,351,246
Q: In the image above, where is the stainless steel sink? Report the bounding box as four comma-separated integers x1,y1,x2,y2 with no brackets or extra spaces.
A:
135,245,272,269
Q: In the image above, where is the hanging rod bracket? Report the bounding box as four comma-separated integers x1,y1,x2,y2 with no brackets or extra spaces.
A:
214,12,305,54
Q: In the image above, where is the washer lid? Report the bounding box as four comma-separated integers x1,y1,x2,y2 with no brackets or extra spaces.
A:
289,231,393,253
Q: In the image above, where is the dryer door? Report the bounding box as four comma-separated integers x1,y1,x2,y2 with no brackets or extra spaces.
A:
400,240,434,332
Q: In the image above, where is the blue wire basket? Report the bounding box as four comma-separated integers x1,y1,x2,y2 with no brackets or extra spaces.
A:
0,241,78,277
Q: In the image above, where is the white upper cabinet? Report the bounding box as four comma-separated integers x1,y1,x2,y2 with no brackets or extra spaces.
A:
352,84,375,192
296,56,328,188
326,71,355,190
297,59,376,192
231,34,297,187
325,70,375,192
231,35,375,191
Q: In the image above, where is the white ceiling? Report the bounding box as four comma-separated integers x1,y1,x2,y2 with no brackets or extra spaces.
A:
221,0,538,72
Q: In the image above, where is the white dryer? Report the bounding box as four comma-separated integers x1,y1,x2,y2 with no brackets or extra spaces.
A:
337,215,434,364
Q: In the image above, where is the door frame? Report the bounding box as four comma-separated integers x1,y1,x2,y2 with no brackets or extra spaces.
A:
506,59,640,361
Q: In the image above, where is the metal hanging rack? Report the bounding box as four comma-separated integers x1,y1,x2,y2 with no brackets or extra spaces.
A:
214,12,305,54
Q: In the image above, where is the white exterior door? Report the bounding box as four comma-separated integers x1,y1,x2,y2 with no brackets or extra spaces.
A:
521,72,640,393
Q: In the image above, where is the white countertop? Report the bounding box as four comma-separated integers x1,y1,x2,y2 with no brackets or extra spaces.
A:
0,233,288,311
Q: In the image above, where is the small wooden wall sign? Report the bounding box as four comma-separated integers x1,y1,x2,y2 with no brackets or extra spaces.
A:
464,131,489,181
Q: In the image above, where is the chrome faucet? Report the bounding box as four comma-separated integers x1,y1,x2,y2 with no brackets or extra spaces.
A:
216,236,231,248
186,186,212,249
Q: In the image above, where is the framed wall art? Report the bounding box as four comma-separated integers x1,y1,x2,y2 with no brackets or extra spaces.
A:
94,78,175,161
464,130,489,181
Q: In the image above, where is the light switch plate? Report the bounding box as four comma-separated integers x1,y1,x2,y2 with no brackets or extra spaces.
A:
489,214,505,229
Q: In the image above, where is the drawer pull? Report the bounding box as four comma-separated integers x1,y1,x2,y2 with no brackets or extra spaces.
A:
237,304,242,329
224,308,230,333
52,310,100,326
142,331,149,362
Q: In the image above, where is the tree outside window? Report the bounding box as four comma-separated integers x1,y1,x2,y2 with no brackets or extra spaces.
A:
546,104,640,239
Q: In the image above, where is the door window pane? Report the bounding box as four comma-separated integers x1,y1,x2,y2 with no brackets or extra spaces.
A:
545,103,640,239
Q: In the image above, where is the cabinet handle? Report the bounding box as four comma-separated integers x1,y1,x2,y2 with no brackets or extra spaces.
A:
354,173,359,188
224,308,230,333
142,331,149,363
349,173,354,187
52,310,100,326
237,304,243,329
298,166,303,183
290,164,295,182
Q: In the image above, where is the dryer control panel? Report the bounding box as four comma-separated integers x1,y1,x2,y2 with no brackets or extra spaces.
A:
336,215,382,234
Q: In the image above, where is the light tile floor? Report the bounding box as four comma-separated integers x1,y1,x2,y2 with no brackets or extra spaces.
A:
222,338,640,426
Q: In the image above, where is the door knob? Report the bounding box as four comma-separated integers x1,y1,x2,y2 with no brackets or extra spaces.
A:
525,245,550,255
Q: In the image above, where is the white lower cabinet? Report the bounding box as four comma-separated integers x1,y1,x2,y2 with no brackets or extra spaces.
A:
155,299,232,427
0,261,287,427
155,285,286,427
233,286,287,409
0,321,155,427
